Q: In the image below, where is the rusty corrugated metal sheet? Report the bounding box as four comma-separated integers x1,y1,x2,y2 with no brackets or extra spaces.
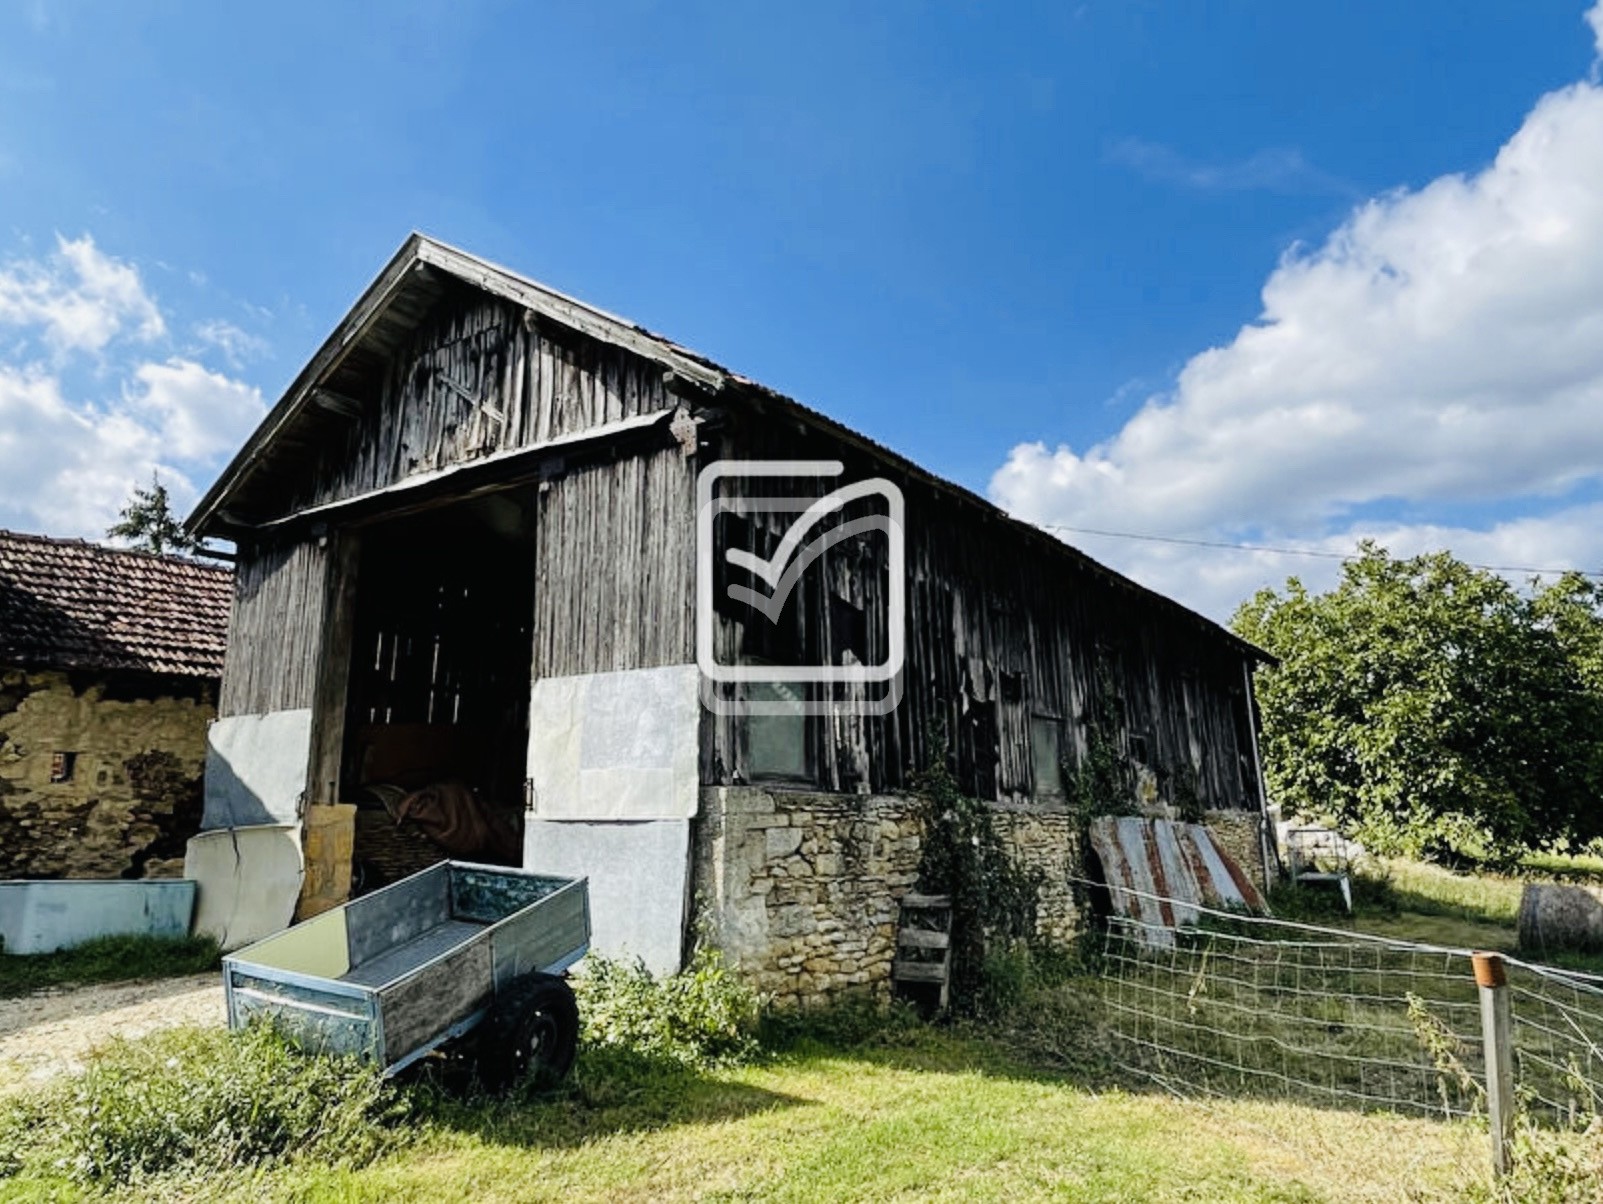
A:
1088,816,1269,946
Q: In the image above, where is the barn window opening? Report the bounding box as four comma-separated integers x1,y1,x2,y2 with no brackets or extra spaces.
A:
744,677,812,782
1030,716,1064,801
339,489,537,891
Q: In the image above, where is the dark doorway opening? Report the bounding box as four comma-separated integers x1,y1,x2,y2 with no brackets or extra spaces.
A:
341,490,536,890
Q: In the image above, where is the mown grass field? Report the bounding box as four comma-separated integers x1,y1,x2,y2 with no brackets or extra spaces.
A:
7,855,1603,1202
0,1028,1491,1204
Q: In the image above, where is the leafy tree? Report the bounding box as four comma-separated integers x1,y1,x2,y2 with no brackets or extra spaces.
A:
1232,544,1603,867
106,475,198,556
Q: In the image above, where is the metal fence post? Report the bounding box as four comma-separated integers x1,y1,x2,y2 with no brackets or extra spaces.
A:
1472,951,1514,1178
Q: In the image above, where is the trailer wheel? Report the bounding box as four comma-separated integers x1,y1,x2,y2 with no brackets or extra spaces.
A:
477,972,579,1092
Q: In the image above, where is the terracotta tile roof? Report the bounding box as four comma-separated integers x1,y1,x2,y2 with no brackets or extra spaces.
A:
0,530,232,678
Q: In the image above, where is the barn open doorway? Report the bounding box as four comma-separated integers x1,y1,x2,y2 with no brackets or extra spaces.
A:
340,488,537,891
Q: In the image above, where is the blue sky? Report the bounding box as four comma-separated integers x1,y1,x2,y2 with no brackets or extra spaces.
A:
3,1,1602,618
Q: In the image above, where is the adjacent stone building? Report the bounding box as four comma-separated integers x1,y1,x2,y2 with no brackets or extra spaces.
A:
0,531,232,879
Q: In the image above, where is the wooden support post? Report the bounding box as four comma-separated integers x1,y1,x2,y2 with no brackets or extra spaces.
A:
1473,951,1515,1178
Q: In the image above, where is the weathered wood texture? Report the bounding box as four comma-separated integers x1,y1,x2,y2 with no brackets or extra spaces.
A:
218,536,330,717
531,442,696,679
218,282,1260,812
272,284,678,519
308,533,360,802
700,416,1263,810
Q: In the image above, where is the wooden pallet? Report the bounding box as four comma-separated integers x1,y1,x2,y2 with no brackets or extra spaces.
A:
892,892,953,1011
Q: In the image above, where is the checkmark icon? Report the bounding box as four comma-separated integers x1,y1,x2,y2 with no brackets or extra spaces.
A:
695,459,906,715
724,479,897,624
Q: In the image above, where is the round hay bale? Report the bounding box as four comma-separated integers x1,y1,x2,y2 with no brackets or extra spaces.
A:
1517,882,1603,955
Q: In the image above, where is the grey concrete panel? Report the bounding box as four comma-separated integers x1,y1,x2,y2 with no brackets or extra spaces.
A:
528,666,699,820
202,709,313,828
523,818,689,976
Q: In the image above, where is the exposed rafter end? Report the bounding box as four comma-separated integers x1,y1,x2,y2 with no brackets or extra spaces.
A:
663,368,721,401
309,388,366,420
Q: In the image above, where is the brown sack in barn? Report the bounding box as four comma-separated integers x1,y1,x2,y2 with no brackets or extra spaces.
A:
1517,882,1603,955
393,782,520,864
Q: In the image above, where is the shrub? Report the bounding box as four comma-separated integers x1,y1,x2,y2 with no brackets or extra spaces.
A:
912,757,1044,1015
575,945,763,1068
0,1023,408,1188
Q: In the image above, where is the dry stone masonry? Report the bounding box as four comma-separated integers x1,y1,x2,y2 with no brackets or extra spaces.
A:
0,669,211,879
695,787,1087,1004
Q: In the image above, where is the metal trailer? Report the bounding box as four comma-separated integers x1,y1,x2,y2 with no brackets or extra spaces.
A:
223,860,590,1086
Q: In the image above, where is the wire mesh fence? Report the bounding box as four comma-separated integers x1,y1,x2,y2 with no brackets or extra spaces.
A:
1504,957,1603,1125
1088,879,1603,1136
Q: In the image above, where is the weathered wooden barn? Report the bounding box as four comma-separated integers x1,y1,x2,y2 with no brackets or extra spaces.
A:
188,234,1272,992
0,530,230,880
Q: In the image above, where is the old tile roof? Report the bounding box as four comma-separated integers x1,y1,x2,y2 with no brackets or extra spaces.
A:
0,530,232,678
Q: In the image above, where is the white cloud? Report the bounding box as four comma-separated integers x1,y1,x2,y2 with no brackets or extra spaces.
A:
1588,1,1603,60
0,365,164,535
0,234,165,354
1108,138,1353,197
992,20,1603,621
126,358,264,461
1064,505,1603,624
193,318,267,368
0,236,268,541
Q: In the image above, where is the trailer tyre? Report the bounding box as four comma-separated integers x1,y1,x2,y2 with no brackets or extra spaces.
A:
478,973,579,1092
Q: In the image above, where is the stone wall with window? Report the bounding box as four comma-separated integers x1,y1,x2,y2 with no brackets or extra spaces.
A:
0,668,213,879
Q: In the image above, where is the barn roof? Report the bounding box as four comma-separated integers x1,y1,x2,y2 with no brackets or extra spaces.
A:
188,233,1268,663
0,530,233,679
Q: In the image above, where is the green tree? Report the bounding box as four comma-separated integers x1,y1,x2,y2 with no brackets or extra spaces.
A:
1232,544,1603,867
106,475,198,556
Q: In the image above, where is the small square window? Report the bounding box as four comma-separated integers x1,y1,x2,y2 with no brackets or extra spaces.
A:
50,752,77,783
746,681,812,782
1031,717,1063,800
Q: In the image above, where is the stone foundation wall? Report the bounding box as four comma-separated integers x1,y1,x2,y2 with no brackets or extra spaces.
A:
992,809,1082,944
1203,807,1273,889
694,788,1084,1004
694,787,924,1005
0,668,213,879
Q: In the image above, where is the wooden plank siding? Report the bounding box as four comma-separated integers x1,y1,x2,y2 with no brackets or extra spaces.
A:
213,270,1260,814
275,284,679,518
699,416,1262,811
218,536,330,717
531,442,697,680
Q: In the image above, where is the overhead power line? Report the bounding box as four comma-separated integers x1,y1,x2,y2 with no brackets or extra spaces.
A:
1033,521,1603,580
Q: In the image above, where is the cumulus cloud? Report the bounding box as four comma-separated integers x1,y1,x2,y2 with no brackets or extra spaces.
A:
0,234,165,353
0,235,266,541
193,318,268,368
992,12,1603,620
0,365,162,534
127,358,265,461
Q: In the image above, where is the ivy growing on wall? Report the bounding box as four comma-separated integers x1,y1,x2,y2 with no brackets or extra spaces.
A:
1060,660,1207,824
1061,664,1137,824
912,752,1044,1015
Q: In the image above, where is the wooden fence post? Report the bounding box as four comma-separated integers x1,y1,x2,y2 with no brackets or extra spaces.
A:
1472,951,1515,1178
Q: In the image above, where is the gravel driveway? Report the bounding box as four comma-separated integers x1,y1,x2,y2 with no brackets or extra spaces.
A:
0,974,225,1089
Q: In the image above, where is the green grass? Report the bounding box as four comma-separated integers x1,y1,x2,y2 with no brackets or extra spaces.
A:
0,1025,1491,1203
9,858,1603,1201
0,933,220,999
